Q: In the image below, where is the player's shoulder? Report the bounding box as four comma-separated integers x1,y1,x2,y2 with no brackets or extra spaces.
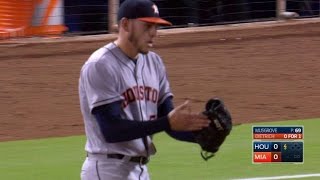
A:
81,43,118,73
83,43,117,66
87,43,116,64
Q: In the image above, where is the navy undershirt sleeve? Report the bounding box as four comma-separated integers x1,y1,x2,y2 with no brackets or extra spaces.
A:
92,97,196,143
158,97,196,143
92,101,170,143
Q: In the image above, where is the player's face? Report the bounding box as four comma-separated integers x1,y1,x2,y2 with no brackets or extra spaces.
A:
128,20,158,54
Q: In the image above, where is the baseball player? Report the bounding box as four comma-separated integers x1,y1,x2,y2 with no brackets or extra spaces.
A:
78,0,210,179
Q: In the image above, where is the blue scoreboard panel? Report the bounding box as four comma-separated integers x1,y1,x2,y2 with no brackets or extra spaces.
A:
252,126,304,163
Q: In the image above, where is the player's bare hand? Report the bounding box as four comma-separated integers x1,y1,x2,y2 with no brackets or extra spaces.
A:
168,100,210,131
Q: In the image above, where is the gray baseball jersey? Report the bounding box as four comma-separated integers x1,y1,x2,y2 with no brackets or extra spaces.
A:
79,42,173,157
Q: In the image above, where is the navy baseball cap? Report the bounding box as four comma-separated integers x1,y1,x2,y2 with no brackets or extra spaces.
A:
118,0,172,26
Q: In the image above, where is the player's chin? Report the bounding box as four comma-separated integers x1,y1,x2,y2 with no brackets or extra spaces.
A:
139,47,150,54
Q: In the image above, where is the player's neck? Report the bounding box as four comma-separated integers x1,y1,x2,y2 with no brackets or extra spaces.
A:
114,39,139,60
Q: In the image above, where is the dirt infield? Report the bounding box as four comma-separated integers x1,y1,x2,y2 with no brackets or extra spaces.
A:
0,20,320,142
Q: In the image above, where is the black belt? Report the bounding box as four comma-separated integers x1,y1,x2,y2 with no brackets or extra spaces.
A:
107,154,149,165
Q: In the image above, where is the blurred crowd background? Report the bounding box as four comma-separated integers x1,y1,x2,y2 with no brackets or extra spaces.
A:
64,0,320,34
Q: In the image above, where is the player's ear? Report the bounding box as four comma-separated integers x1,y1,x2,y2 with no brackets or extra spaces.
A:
119,18,130,32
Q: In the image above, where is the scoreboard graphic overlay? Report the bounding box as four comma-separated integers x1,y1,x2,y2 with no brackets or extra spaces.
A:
252,126,304,163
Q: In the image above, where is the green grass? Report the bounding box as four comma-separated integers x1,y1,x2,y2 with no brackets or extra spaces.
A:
0,118,319,180
0,136,86,180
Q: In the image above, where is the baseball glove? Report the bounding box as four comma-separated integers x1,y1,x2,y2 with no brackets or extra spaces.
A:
194,98,232,160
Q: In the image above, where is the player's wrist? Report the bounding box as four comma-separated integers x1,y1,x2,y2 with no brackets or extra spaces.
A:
167,115,173,130
162,115,172,131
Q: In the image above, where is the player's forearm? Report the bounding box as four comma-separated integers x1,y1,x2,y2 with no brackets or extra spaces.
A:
93,101,171,143
97,115,170,143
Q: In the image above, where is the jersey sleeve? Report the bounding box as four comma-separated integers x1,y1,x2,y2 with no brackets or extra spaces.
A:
157,56,173,105
80,61,124,112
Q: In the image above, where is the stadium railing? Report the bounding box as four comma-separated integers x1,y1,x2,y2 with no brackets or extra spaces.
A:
0,0,319,39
